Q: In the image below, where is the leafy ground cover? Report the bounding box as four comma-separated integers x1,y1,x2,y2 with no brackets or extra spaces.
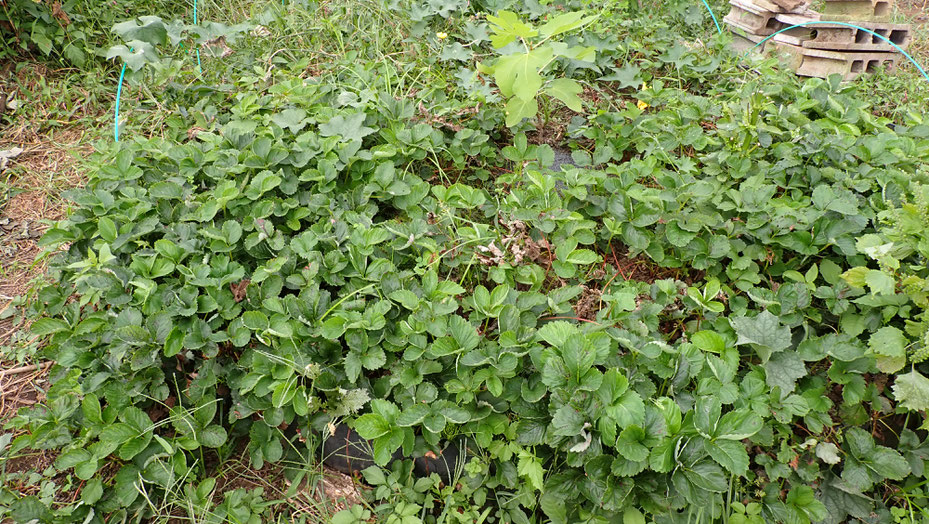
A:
2,0,929,523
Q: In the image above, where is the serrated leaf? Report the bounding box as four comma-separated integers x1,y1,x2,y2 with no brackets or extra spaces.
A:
864,269,895,296
763,351,807,399
319,112,375,141
448,315,479,352
397,404,431,427
867,447,910,479
537,321,578,348
552,405,585,436
816,442,842,465
353,414,389,440
608,390,645,429
893,370,929,412
31,317,70,336
691,331,725,353
869,326,908,359
564,248,599,265
706,439,749,475
730,310,791,362
517,450,545,491
715,409,763,440
198,425,227,448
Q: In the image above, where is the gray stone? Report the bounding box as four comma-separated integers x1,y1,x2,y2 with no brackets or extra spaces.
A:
773,15,911,51
727,24,769,52
725,1,785,35
820,0,894,22
770,43,900,80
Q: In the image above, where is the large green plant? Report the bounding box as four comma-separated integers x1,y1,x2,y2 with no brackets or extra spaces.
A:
478,10,597,127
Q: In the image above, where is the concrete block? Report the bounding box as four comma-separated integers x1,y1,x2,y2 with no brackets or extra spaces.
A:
770,44,901,80
772,16,911,51
770,0,811,12
725,1,785,35
820,0,893,22
728,25,769,53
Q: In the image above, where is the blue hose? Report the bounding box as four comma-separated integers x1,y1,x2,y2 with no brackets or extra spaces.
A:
114,52,130,142
700,0,723,34
747,21,929,84
194,0,202,73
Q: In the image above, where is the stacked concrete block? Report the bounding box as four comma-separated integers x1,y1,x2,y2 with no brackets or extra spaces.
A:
724,0,910,81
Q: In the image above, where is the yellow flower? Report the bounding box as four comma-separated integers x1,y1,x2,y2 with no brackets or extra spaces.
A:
637,100,649,110
641,82,649,90
436,32,448,40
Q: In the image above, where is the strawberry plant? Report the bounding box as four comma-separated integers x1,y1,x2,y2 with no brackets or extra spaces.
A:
5,0,929,523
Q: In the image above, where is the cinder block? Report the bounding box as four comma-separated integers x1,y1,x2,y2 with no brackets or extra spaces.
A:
728,25,769,52
725,0,785,35
770,43,900,80
773,15,911,51
820,0,893,22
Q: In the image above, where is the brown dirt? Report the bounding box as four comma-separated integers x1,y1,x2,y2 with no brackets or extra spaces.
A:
895,0,929,23
210,457,363,522
574,285,603,321
607,242,704,285
0,362,51,424
0,124,90,343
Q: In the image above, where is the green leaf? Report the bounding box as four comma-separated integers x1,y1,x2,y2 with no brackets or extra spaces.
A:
112,16,168,46
869,326,908,358
552,405,585,436
684,461,727,492
486,11,537,47
816,442,842,465
390,289,420,310
199,425,227,448
546,78,584,112
691,331,725,353
617,426,649,461
9,496,53,524
517,450,545,491
353,414,390,440
448,315,479,352
321,317,347,340
867,447,911,479
715,409,763,440
505,96,538,127
242,311,269,331
396,404,431,427
75,459,99,480
601,64,643,88
730,310,791,362
81,478,104,505
706,439,749,475
623,508,647,524
31,318,70,336
763,351,807,399
864,269,895,295
271,108,308,133
609,390,645,429
893,370,929,412
564,248,600,265
841,266,869,288
563,338,594,379
538,11,596,38
537,321,578,348
319,112,375,141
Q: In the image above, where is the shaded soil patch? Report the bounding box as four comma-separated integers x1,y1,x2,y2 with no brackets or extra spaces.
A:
608,242,705,285
0,362,51,424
